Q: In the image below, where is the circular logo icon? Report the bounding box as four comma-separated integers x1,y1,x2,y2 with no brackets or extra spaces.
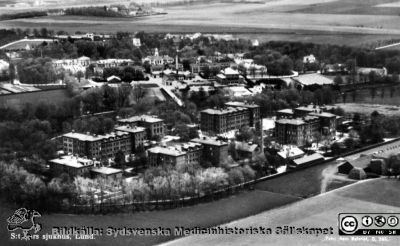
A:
341,216,358,234
387,216,399,227
374,216,386,227
362,216,373,227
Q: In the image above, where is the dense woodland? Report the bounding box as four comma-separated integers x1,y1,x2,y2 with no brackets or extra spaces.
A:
64,7,125,17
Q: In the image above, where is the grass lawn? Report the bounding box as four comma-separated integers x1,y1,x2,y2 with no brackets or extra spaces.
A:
255,160,345,198
0,189,300,246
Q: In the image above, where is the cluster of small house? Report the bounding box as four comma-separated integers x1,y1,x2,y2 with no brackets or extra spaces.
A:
337,139,400,179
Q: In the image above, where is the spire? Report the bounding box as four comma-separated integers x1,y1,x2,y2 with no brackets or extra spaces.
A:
154,48,159,57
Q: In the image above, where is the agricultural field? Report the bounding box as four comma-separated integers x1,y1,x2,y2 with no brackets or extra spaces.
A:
165,178,400,246
3,1,400,46
335,103,400,117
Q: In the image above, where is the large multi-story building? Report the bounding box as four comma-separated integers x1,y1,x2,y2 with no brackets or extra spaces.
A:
275,119,309,146
216,67,244,85
200,107,250,135
275,106,337,146
191,137,228,166
190,61,232,74
115,125,147,153
142,48,174,66
117,115,165,139
276,109,294,119
62,131,131,160
275,115,321,146
49,155,99,177
309,112,337,136
225,101,261,130
294,106,315,118
201,102,261,135
52,56,91,74
147,142,203,167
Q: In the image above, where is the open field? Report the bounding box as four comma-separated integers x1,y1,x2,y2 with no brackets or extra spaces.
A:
294,0,400,15
164,178,400,246
0,190,300,246
3,1,400,46
335,103,400,116
255,159,356,198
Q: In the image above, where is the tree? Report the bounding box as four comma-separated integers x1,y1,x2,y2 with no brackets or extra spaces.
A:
344,138,355,149
115,150,126,171
387,154,400,178
368,71,377,83
351,90,357,102
8,63,15,83
236,126,255,142
342,92,347,103
330,142,342,155
370,87,377,99
35,102,50,120
76,71,84,83
39,27,48,37
333,75,343,85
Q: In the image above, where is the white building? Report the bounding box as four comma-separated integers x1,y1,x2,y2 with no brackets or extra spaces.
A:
303,54,317,64
0,59,9,73
52,56,91,74
132,38,141,47
251,39,259,47
142,48,174,66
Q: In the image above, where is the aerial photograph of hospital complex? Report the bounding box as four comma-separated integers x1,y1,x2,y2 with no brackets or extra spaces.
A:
0,0,400,245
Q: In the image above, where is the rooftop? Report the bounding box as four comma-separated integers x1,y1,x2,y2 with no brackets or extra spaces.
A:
115,125,146,134
277,108,294,114
118,115,164,124
225,101,259,109
95,59,133,64
107,75,121,82
344,155,372,169
293,153,324,166
148,142,202,156
309,112,336,118
222,67,239,75
277,147,305,159
63,131,129,142
91,167,123,175
49,155,96,168
295,106,316,112
276,118,305,126
201,106,248,115
293,73,333,86
191,137,228,146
